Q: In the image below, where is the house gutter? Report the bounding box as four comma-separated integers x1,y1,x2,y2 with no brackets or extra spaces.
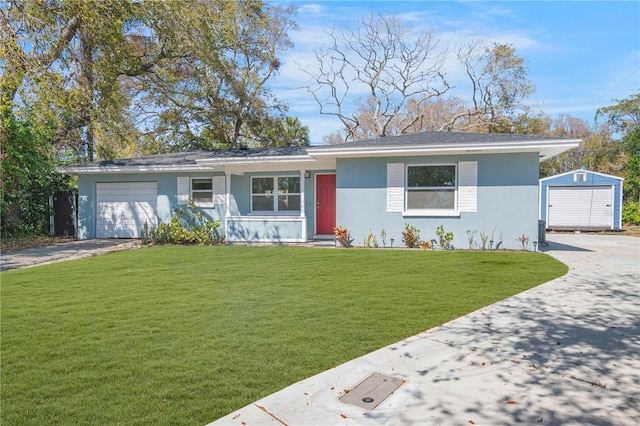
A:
57,164,217,175
307,139,581,160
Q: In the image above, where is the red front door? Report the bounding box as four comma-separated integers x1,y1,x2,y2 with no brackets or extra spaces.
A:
316,174,336,235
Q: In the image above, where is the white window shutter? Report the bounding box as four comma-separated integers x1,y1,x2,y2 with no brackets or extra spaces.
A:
177,177,189,205
458,161,477,212
387,163,404,212
213,176,225,204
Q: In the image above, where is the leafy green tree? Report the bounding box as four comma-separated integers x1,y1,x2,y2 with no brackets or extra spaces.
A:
594,93,640,223
129,1,297,150
596,92,640,136
448,41,534,133
2,0,298,160
252,116,310,147
621,129,640,223
1,116,69,236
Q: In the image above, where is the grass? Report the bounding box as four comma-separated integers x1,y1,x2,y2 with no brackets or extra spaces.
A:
1,246,567,425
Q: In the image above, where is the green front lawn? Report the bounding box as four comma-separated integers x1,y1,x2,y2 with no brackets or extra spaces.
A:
1,246,567,425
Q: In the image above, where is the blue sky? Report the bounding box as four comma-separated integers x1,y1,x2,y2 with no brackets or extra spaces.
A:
270,1,640,144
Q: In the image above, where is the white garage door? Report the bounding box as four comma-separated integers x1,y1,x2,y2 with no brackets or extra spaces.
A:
548,186,613,229
96,182,158,238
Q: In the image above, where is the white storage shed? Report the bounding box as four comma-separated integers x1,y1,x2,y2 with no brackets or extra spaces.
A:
539,169,623,230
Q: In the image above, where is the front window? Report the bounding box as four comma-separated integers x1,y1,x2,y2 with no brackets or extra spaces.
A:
252,176,300,213
191,178,213,206
406,165,456,210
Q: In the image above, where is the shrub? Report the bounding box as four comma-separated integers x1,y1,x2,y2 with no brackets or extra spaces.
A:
623,201,640,225
363,228,378,248
419,240,432,250
141,202,223,245
436,225,454,250
402,224,420,248
333,226,353,248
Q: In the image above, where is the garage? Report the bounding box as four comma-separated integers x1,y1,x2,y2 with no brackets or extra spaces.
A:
547,186,613,228
540,169,623,231
96,182,158,238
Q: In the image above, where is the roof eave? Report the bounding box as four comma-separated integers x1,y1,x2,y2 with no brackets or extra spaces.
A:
308,139,581,160
194,154,314,166
57,164,216,175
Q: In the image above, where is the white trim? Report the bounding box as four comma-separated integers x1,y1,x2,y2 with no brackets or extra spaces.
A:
300,170,307,241
58,164,215,174
227,238,306,243
403,210,461,217
196,155,314,166
618,180,624,229
404,163,458,214
225,172,232,218
250,175,301,214
309,139,581,160
191,177,215,208
539,168,624,182
227,215,305,222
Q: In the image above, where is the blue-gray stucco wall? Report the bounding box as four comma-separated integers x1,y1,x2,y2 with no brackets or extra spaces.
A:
77,173,227,239
335,153,541,250
76,171,318,241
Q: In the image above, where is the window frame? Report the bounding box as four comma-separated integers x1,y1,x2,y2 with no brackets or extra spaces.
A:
191,177,214,207
250,175,301,214
405,163,458,214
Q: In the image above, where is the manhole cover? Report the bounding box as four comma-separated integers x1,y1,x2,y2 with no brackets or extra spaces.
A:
339,372,405,410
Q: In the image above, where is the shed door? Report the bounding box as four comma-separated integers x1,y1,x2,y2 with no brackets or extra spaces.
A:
96,182,158,238
547,186,613,229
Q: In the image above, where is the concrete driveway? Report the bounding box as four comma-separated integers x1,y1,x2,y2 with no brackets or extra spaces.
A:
0,239,141,271
211,234,639,426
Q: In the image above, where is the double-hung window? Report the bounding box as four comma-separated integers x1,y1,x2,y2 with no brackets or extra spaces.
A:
406,165,456,210
191,178,214,207
251,176,301,213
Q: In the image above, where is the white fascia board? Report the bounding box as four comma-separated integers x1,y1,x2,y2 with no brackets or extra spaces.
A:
222,159,336,174
308,139,581,160
539,168,624,182
198,155,336,173
195,155,314,166
57,164,216,175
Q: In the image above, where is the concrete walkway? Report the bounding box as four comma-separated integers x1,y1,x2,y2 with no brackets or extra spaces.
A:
210,234,640,426
0,239,141,271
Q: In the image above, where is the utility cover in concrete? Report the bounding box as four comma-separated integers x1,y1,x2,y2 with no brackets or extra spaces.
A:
339,373,405,410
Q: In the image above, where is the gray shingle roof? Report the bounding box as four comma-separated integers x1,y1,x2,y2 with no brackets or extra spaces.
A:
74,146,308,167
63,131,576,169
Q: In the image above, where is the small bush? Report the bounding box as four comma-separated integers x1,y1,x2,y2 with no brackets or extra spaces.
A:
141,202,224,245
436,225,454,250
333,226,353,248
623,201,640,225
402,224,420,248
419,240,432,250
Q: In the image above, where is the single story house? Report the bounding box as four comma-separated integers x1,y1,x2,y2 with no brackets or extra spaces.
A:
539,169,624,231
58,131,580,249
